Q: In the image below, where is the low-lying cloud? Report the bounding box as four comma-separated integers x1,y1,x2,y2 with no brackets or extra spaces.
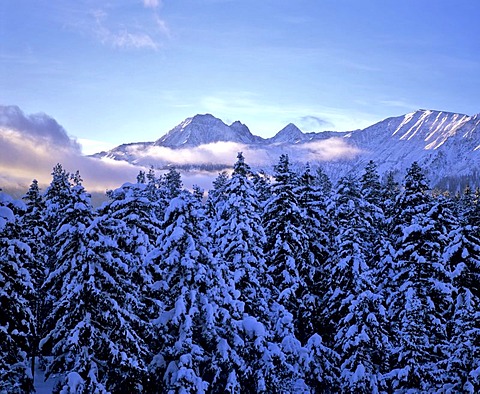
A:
115,137,361,169
0,106,361,198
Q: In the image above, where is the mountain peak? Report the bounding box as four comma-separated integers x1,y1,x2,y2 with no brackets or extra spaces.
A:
269,123,306,144
154,114,258,147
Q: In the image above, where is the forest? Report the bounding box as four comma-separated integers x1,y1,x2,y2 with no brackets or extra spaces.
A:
1,152,479,393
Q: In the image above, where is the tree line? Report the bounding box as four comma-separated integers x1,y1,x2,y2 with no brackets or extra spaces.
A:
1,153,479,393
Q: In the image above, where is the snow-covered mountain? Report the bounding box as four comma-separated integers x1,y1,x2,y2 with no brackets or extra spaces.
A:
153,114,262,147
94,110,480,190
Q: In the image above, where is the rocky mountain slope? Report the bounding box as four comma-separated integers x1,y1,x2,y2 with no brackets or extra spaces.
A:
94,110,480,190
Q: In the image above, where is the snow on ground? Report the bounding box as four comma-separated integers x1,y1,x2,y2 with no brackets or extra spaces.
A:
33,358,62,394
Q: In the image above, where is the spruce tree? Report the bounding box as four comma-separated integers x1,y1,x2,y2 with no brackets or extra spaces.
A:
385,162,452,392
0,192,35,393
443,198,480,392
294,163,331,343
210,153,277,392
41,175,148,392
325,174,388,393
20,179,48,378
147,190,217,393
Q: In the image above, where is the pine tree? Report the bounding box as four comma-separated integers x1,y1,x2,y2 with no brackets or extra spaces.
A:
325,174,388,393
251,170,271,208
385,162,452,392
294,163,331,343
262,154,309,390
443,198,480,392
103,180,161,289
0,192,35,393
263,154,305,317
212,153,268,317
361,161,382,208
381,171,400,224
20,179,48,379
40,164,73,358
210,153,277,392
41,175,148,392
205,170,230,221
147,190,216,393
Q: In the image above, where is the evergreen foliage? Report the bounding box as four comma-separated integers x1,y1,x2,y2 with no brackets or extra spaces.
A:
1,157,479,393
0,192,35,393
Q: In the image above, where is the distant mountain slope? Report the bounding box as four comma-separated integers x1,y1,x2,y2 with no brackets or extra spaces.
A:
153,114,261,147
94,110,480,190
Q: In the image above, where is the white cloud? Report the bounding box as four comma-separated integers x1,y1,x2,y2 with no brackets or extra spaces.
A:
92,9,159,50
78,138,116,155
0,106,361,199
143,0,160,9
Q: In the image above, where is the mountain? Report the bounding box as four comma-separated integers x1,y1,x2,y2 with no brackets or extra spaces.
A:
267,123,306,144
153,114,261,147
94,110,480,190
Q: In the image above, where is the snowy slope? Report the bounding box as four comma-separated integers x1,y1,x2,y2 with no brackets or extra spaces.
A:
94,109,480,189
154,114,260,147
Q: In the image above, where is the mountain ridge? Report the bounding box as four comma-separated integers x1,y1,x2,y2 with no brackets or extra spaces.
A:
94,109,480,190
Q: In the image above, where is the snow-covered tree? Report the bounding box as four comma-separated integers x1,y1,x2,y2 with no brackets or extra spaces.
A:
210,153,280,392
294,163,331,343
361,160,383,208
212,153,269,317
263,154,306,318
324,174,388,393
385,162,452,392
20,179,48,377
41,176,148,392
442,199,480,392
205,170,230,222
103,180,161,288
0,192,35,393
147,190,217,393
262,154,310,390
251,170,271,208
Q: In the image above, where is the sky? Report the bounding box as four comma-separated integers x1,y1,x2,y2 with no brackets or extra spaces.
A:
1,0,480,156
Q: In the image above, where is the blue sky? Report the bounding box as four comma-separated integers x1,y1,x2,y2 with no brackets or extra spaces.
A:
1,0,480,154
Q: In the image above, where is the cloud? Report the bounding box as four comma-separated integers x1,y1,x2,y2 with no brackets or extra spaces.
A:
298,116,334,131
91,9,159,50
0,106,361,199
123,141,272,167
0,127,142,192
0,105,81,152
108,136,360,170
143,0,161,9
291,139,361,162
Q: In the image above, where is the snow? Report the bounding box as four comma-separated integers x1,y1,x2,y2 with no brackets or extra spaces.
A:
95,109,480,190
33,358,62,394
242,316,266,338
0,206,15,231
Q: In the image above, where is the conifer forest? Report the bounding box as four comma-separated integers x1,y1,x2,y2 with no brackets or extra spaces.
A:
1,153,480,393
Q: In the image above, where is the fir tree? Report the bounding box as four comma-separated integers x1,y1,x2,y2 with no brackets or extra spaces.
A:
41,176,148,392
325,174,388,393
20,179,48,378
0,192,35,393
443,199,480,392
294,163,331,343
210,153,276,392
385,162,452,392
147,190,216,393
